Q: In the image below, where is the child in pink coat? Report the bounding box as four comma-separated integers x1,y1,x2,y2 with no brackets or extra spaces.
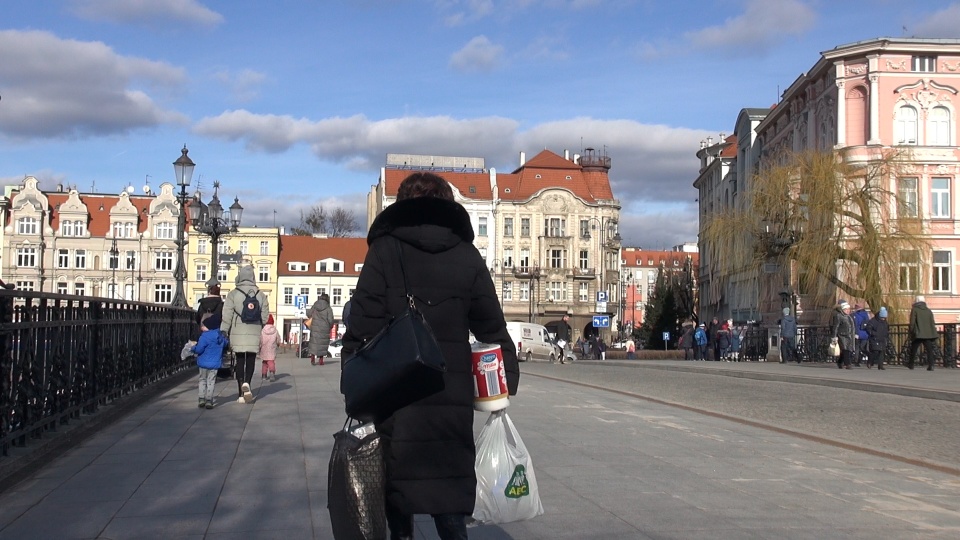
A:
260,314,280,382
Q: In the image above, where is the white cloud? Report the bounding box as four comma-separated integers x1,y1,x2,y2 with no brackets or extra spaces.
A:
0,30,188,139
212,69,268,103
911,4,960,38
192,110,712,246
69,0,224,27
449,35,505,72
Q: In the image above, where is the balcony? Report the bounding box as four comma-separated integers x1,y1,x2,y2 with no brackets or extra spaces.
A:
513,266,542,279
570,267,597,280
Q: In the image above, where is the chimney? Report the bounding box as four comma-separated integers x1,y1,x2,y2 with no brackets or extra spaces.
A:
564,150,570,160
519,151,526,167
573,154,580,164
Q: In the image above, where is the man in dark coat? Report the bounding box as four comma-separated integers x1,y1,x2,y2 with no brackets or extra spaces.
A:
341,172,518,540
865,307,890,370
907,295,938,370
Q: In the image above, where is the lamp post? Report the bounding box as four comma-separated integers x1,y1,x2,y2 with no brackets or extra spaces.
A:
584,216,622,340
172,145,195,308
108,238,119,299
489,259,503,308
188,181,243,290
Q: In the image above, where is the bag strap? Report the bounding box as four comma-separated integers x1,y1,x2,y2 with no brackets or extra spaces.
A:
391,238,418,311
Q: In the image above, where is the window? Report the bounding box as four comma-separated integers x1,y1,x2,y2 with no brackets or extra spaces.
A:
260,241,269,255
933,251,952,293
520,218,530,237
198,239,208,254
545,218,565,237
519,281,529,301
61,220,74,237
125,251,136,270
519,249,530,269
154,284,173,303
155,222,174,240
17,217,38,235
217,266,227,282
155,251,173,271
16,281,34,291
503,248,513,268
319,262,327,272
929,107,951,146
283,287,293,305
196,264,207,281
932,178,951,218
76,220,87,236
258,265,269,282
579,282,589,302
579,219,590,238
912,55,936,72
218,240,229,254
895,106,918,145
239,241,248,254
546,281,566,302
549,249,566,269
57,249,69,269
108,249,119,270
301,287,311,297
579,250,589,270
16,247,37,267
75,250,86,269
503,218,513,237
125,222,135,238
478,217,487,236
503,281,512,301
74,282,85,296
112,222,124,238
898,178,919,218
332,262,341,272
333,288,342,305
57,282,68,295
288,262,307,271
899,250,920,292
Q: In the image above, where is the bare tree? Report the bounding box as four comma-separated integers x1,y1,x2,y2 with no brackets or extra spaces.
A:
701,148,929,322
290,205,359,237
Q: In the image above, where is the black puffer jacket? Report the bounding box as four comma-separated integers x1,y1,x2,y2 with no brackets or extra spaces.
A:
341,196,519,516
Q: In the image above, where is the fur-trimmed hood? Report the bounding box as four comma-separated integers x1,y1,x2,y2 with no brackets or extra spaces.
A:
367,197,474,253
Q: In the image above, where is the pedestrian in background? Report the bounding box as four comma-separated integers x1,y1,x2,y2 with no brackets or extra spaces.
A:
340,171,518,540
830,300,856,370
694,323,708,360
221,265,270,404
680,323,695,360
707,317,720,360
730,323,743,361
779,308,798,364
717,322,732,361
192,312,227,409
907,295,938,370
556,313,573,360
626,337,636,360
260,314,280,382
194,282,223,341
853,304,870,367
865,307,889,370
306,293,334,366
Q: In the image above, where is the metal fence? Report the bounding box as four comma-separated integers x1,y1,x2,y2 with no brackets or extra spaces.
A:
0,290,194,456
794,323,959,367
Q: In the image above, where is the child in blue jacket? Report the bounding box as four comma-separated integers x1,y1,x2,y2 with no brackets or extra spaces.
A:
192,312,229,409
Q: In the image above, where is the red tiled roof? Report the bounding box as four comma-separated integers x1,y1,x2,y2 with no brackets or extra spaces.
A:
278,235,368,276
621,248,699,268
9,191,160,236
382,149,614,204
719,135,738,158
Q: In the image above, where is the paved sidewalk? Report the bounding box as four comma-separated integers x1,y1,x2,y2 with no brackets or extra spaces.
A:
1,353,960,539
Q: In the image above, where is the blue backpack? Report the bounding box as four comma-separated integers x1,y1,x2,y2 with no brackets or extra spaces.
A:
694,328,707,346
238,290,262,324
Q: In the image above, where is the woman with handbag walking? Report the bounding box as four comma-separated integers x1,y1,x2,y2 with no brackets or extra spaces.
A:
830,300,856,369
341,172,519,540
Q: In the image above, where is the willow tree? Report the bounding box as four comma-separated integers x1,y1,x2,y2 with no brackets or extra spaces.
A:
701,148,929,322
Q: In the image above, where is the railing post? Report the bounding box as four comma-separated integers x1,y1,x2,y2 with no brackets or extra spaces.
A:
943,323,957,368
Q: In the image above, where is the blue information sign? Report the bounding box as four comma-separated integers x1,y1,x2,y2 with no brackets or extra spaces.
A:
295,294,309,310
592,315,610,328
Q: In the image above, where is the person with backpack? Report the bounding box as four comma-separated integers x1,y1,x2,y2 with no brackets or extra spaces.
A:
306,293,334,365
221,265,270,404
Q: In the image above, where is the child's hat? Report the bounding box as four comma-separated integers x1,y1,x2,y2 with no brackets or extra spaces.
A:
267,314,274,325
204,312,222,330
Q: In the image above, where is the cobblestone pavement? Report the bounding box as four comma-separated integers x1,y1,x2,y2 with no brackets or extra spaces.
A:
0,355,958,539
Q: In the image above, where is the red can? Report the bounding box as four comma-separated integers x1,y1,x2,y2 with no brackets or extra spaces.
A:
471,342,509,412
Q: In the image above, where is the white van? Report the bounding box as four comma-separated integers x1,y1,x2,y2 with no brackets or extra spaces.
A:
506,322,561,363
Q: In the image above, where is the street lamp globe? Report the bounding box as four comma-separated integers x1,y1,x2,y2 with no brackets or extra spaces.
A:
229,197,243,228
173,145,195,188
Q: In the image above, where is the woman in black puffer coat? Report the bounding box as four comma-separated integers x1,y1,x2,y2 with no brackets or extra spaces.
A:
341,172,519,540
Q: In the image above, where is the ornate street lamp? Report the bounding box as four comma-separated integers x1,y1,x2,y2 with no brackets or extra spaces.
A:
109,237,119,299
171,145,195,308
188,181,242,289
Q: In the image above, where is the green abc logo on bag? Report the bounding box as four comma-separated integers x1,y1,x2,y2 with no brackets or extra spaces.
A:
504,465,530,499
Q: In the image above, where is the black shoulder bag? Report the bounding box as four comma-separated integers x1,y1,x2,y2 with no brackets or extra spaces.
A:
340,239,446,421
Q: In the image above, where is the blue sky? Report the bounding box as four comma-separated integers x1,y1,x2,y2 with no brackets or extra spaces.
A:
3,0,960,248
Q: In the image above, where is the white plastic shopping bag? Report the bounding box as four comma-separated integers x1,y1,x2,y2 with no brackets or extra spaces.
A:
473,410,544,524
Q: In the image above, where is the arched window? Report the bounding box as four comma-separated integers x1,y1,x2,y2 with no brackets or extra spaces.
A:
929,106,951,146
845,86,868,146
895,106,918,145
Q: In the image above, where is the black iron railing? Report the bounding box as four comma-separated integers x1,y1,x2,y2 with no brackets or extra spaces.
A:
0,290,194,456
794,323,959,366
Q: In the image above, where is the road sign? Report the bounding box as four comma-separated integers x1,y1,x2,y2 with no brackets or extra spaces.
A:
662,331,670,341
295,294,309,310
597,291,609,302
592,315,610,328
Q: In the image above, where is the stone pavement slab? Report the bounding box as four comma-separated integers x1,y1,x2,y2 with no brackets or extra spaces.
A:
0,352,959,539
